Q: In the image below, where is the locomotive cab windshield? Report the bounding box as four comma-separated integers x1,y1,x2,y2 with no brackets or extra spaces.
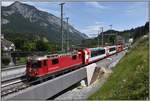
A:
31,60,42,68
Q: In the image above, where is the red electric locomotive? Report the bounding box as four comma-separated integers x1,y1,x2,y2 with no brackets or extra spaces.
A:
26,45,124,79
26,51,84,78
116,45,124,52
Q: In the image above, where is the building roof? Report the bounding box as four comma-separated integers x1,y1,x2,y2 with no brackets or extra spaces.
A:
1,38,14,48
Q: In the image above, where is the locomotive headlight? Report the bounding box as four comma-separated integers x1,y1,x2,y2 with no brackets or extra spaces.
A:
29,68,32,72
33,69,38,75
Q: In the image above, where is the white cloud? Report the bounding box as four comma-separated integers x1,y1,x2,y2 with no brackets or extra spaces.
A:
2,1,14,6
79,21,109,37
85,2,107,9
81,25,100,37
95,21,104,25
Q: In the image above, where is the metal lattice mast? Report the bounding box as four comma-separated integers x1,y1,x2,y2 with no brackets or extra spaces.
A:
66,17,69,51
59,3,65,51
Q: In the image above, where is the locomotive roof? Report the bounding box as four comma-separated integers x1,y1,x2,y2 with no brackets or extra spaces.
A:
28,51,78,61
30,55,48,61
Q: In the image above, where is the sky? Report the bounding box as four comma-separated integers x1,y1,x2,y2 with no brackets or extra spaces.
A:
2,1,148,37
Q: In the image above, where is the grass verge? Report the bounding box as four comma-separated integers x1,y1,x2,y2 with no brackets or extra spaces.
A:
88,38,149,100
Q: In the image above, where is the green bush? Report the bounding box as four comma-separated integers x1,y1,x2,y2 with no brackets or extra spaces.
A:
2,58,10,66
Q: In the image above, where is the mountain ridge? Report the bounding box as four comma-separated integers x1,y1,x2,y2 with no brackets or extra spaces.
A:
2,1,88,45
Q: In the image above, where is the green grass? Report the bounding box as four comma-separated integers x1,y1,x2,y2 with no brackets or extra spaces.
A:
18,57,27,64
88,38,149,100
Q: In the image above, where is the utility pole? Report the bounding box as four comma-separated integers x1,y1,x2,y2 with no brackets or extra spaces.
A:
100,27,104,46
109,24,112,30
66,17,69,51
97,30,100,47
59,3,65,52
109,24,115,45
116,32,118,45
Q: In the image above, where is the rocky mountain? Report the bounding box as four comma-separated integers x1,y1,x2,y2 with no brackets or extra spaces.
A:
2,1,88,45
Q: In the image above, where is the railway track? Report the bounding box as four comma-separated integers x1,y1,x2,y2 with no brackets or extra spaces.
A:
1,68,70,97
2,65,26,71
1,77,29,97
1,64,83,97
2,65,26,82
1,66,29,97
1,50,128,98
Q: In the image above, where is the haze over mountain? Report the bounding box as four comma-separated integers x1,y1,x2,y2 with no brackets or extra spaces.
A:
2,1,88,45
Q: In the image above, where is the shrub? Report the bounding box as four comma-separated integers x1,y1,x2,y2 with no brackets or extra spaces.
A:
2,58,11,66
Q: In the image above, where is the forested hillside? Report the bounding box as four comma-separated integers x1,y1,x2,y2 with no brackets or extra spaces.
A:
82,22,149,47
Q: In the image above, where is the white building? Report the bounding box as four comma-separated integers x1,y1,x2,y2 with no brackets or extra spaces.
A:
1,34,15,51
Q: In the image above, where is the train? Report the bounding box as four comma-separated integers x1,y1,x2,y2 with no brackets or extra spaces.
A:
26,45,124,79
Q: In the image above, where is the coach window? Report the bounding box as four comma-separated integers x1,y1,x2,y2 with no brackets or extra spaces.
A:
99,49,105,55
109,47,116,52
91,51,96,57
91,51,94,57
52,58,59,65
43,60,47,66
102,50,105,54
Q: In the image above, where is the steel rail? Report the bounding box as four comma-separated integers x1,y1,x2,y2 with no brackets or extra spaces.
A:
1,50,127,97
2,65,26,71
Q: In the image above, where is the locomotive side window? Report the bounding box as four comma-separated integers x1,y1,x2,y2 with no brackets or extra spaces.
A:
109,47,116,52
52,58,59,64
79,54,82,59
31,60,42,68
72,55,77,60
43,60,47,66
